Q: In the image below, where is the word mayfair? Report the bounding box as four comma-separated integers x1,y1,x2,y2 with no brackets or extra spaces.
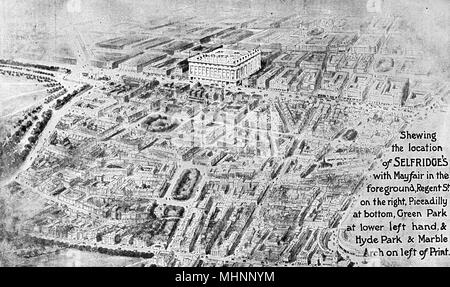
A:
175,271,276,284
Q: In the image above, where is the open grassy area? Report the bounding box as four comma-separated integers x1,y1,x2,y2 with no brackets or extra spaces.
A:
0,75,47,117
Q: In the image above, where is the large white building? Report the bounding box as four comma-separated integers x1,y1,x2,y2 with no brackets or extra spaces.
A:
188,48,261,86
367,76,408,106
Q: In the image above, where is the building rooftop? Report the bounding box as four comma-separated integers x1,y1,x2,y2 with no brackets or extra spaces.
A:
189,48,260,66
121,53,166,67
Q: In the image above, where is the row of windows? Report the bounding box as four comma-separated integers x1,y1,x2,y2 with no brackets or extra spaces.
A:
190,64,237,80
190,59,260,81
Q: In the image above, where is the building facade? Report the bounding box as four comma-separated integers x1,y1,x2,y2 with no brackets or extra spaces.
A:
188,48,261,86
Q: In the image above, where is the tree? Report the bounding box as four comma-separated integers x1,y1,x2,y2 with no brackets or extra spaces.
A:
20,149,30,160
28,136,37,144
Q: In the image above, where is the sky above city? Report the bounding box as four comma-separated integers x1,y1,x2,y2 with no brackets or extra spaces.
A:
0,0,448,74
